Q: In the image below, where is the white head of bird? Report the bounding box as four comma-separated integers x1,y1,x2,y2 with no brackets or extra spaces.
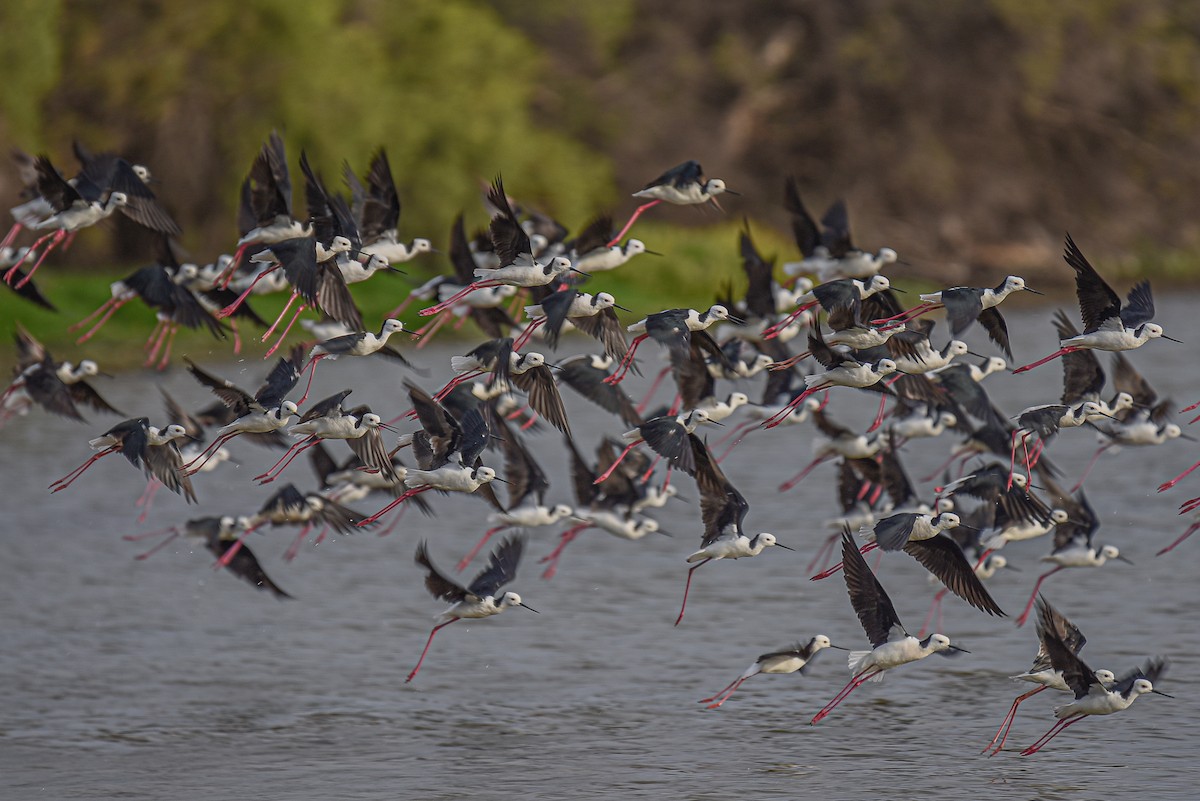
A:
518,352,547,369
1099,544,1123,561
704,178,728,196
923,633,954,653
1000,275,1030,294
551,504,573,520
684,408,715,428
623,240,647,257
411,238,433,255
76,360,100,377
938,411,958,428
877,247,898,265
933,511,961,530
752,532,784,552
705,304,734,322
360,413,384,429
329,235,353,253
810,634,835,650
277,400,299,418
381,318,406,336
546,255,573,274
865,275,891,294
594,292,618,309
1163,423,1183,440
106,191,130,210
305,496,327,513
473,466,499,483
945,341,970,357
1109,392,1134,414
874,358,899,376
727,391,750,409
162,424,189,440
497,591,534,612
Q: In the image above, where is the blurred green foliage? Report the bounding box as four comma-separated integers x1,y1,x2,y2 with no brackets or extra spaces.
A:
2,0,617,257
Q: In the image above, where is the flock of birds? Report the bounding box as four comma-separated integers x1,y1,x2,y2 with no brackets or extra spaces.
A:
4,134,1194,756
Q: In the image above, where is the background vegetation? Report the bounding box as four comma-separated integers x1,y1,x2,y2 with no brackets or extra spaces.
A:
3,0,1200,367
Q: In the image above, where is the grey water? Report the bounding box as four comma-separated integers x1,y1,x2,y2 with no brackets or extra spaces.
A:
2,294,1198,799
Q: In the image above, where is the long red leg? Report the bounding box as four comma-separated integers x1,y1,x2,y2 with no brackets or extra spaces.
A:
215,524,262,568
920,447,967,483
359,486,430,526
376,503,409,537
674,558,712,626
69,296,119,332
185,433,235,474
983,685,1047,755
254,436,316,481
607,200,661,247
1070,443,1111,492
919,589,947,638
405,619,457,683
158,323,179,370
593,440,641,484
297,355,324,405
263,304,306,358
15,230,66,286
866,392,889,433
1157,522,1200,555
1159,459,1200,493
261,292,299,341
257,436,318,484
512,318,544,350
778,453,831,492
219,265,278,318
49,447,117,491
283,522,313,561
807,532,842,574
135,481,163,524
636,367,673,415
433,371,483,402
706,677,750,709
132,528,180,561
419,280,501,317
870,302,936,325
1020,714,1085,756
810,668,880,724
604,335,648,385
762,385,823,429
1013,347,1079,374
217,242,252,288
539,524,589,580
699,675,743,704
0,222,22,251
143,321,170,365
456,526,507,572
1015,566,1064,626
76,298,131,343
143,319,166,351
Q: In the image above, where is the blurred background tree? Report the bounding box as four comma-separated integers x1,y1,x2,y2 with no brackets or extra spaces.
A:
3,0,1200,282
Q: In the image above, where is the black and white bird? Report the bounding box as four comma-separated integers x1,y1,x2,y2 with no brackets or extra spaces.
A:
674,435,794,626
1015,233,1178,372
981,596,1115,756
877,276,1042,359
1014,489,1132,626
183,516,291,599
699,635,844,710
406,536,537,683
1019,635,1169,755
606,304,740,385
361,383,502,525
810,530,968,725
454,415,572,572
298,318,418,403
